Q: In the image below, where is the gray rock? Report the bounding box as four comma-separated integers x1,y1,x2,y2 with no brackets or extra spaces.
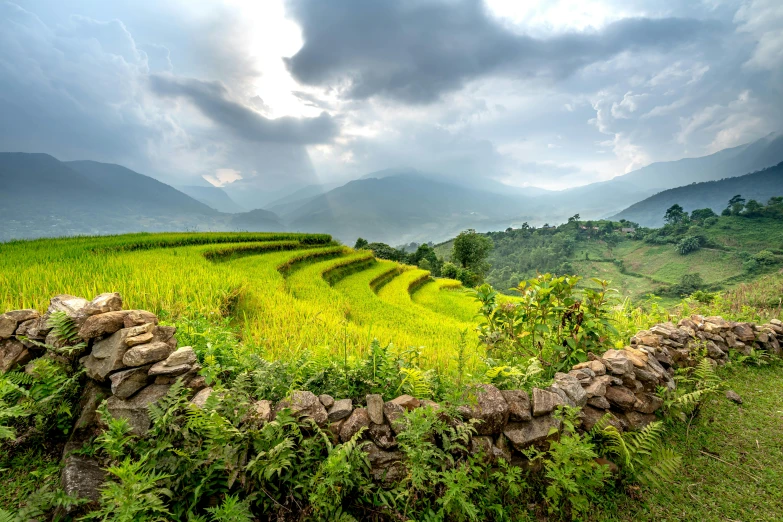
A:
147,347,196,376
601,350,635,376
281,390,328,426
553,373,588,407
191,387,214,409
0,309,40,339
634,392,663,414
622,411,657,430
532,387,564,416
732,323,756,342
364,442,406,485
105,384,170,435
503,416,562,450
605,385,638,411
318,394,335,409
390,394,420,410
369,422,396,449
580,405,618,431
459,384,509,435
126,332,154,347
61,456,106,503
253,400,274,422
123,342,173,367
706,342,726,359
366,394,384,424
470,435,494,458
0,338,34,372
328,398,354,422
501,389,532,422
82,329,132,381
46,295,89,320
584,379,607,398
587,395,611,410
75,293,123,325
340,408,370,442
109,365,153,399
78,311,130,339
548,386,576,408
725,390,743,404
383,401,407,434
573,359,606,375
123,310,159,328
19,316,50,340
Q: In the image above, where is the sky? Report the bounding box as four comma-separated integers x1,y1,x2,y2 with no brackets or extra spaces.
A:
1,0,781,201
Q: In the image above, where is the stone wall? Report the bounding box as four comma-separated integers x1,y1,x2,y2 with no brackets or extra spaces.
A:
2,294,782,501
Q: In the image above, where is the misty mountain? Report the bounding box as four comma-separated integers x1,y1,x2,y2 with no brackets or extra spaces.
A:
264,182,341,216
178,185,246,213
611,162,783,226
0,153,282,241
230,209,284,231
281,173,549,244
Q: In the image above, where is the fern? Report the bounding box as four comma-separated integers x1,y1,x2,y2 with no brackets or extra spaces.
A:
397,367,432,399
599,421,681,487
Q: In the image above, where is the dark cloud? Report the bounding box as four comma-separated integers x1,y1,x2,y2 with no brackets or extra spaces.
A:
284,0,718,103
149,74,339,144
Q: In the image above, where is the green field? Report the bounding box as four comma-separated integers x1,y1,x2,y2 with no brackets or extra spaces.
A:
0,232,481,373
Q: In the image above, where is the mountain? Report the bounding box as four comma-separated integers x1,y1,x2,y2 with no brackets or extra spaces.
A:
264,182,341,216
65,160,217,216
230,209,284,231
0,153,284,241
531,133,783,222
178,185,246,213
612,162,783,226
281,173,549,244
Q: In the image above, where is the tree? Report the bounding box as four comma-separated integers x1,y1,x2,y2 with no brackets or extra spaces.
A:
664,204,688,225
743,199,763,217
727,194,745,215
354,237,368,250
690,208,716,222
441,262,459,279
451,230,493,274
676,236,701,255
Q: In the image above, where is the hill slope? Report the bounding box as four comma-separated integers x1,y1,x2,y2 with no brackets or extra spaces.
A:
177,185,246,213
612,162,783,226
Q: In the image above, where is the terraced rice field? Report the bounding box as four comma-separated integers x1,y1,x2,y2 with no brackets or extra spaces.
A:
0,232,482,372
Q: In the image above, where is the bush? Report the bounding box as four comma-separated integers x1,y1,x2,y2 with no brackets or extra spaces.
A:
676,236,701,255
441,262,459,280
753,250,778,266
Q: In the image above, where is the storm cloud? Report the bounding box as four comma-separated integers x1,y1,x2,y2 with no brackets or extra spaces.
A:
285,0,718,103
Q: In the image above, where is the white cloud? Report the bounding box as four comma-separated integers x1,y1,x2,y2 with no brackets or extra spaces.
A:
203,168,243,187
735,0,783,71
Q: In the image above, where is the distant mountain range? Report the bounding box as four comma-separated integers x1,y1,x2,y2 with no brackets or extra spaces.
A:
0,153,282,241
612,162,783,226
1,132,781,243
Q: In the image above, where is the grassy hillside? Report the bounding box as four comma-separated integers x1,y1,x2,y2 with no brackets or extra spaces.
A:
436,213,783,303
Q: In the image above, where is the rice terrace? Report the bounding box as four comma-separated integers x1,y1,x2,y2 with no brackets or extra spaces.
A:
3,0,783,520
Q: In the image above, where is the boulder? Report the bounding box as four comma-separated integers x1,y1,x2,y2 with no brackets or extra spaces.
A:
123,342,173,367
0,309,40,339
61,456,106,503
732,323,756,342
584,379,607,399
19,317,51,340
280,390,328,426
340,408,370,442
604,385,638,411
458,384,509,435
383,401,407,434
601,350,635,376
148,346,196,377
109,365,153,399
390,394,420,411
548,386,576,408
366,394,384,424
78,311,130,339
46,295,89,320
191,387,214,409
123,310,159,328
253,400,274,422
553,373,588,407
369,422,396,449
532,387,563,417
634,392,663,414
622,411,657,430
126,332,154,347
587,396,611,409
328,398,354,422
81,329,132,381
725,390,743,404
105,384,171,435
75,293,123,324
580,405,620,431
319,394,335,409
568,368,595,384
364,442,406,485
0,338,34,372
503,416,562,450
501,389,532,422
573,360,606,375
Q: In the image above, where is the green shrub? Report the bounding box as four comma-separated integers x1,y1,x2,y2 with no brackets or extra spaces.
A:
676,236,701,255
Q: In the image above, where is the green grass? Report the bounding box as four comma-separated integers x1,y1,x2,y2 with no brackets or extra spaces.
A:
413,279,480,323
593,363,783,521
